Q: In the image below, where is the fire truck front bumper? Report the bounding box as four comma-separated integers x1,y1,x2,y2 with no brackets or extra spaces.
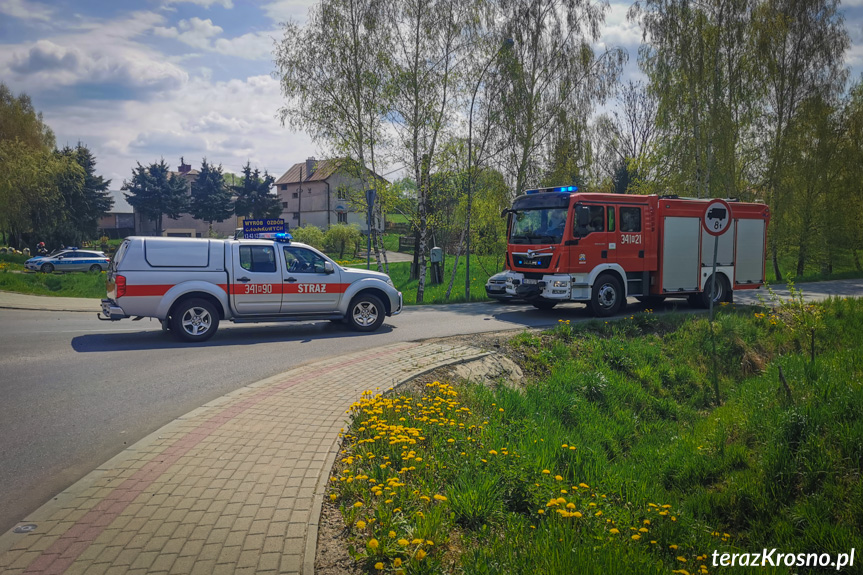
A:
506,273,574,300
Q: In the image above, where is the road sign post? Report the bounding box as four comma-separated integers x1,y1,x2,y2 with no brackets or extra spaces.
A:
702,199,732,406
365,189,376,270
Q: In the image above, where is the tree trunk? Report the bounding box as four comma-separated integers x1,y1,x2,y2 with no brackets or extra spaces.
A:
445,224,467,301
772,246,783,282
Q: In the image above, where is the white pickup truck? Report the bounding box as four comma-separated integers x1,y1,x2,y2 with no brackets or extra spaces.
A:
99,235,402,342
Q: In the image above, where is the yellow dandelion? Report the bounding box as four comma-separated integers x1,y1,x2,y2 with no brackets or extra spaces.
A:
554,475,563,481
393,558,402,567
416,549,427,561
368,539,379,550
356,520,366,529
398,538,409,546
375,562,384,570
434,494,447,501
609,528,620,534
632,534,641,541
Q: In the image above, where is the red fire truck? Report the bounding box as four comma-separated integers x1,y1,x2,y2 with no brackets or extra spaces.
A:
501,187,770,316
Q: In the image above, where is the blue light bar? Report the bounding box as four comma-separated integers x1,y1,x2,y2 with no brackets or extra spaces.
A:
274,233,293,242
524,186,579,194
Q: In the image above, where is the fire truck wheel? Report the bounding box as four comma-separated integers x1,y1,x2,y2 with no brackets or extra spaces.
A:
171,298,220,342
695,274,731,308
589,273,623,317
532,300,557,311
348,293,385,332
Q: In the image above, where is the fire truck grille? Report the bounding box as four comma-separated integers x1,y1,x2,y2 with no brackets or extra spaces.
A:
513,254,552,269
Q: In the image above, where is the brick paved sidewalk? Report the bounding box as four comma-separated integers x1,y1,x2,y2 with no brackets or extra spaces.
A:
0,342,488,575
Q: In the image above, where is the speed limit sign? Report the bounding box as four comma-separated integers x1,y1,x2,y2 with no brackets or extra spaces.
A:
703,199,732,236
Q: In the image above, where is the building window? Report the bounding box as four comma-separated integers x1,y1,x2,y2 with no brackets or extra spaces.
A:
337,212,347,224
292,212,300,220
282,201,288,208
292,192,299,199
337,189,347,200
280,185,287,191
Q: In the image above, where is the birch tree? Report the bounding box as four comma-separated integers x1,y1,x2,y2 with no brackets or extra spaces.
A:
276,0,390,269
753,0,848,280
497,0,624,196
385,0,468,302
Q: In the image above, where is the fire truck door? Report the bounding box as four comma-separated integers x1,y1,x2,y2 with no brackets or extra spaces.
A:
609,204,646,273
280,246,344,313
568,204,609,271
231,244,282,315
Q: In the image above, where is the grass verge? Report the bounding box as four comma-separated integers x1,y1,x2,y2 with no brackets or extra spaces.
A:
328,293,863,574
0,255,105,298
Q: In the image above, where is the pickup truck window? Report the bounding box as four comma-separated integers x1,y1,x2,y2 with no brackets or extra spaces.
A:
239,245,277,273
284,246,327,273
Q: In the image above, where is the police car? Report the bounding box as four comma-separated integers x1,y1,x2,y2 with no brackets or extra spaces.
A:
99,234,402,342
25,248,110,273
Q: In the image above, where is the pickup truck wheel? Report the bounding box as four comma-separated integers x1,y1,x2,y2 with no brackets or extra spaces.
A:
171,298,219,342
589,273,623,317
41,263,54,273
347,294,385,332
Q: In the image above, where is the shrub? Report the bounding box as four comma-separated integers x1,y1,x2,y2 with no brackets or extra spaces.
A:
325,224,362,259
290,225,325,250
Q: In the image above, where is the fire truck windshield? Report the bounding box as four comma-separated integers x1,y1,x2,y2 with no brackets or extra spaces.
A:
510,207,568,244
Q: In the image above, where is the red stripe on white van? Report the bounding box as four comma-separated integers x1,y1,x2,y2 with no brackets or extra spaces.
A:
122,284,228,297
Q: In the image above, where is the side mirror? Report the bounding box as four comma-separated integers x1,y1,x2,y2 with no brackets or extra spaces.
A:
324,261,335,274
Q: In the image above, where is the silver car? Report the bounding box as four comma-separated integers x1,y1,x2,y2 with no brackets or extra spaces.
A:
25,249,110,273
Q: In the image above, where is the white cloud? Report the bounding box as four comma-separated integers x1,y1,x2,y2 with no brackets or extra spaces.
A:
0,0,53,22
155,17,275,60
0,12,189,95
163,0,234,8
213,31,275,60
4,39,188,94
155,17,224,50
44,73,313,186
261,0,314,25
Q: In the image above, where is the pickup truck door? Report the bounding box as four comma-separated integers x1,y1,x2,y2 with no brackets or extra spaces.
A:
280,246,344,313
231,243,282,315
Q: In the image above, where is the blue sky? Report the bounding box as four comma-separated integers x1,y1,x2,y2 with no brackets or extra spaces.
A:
1,0,861,189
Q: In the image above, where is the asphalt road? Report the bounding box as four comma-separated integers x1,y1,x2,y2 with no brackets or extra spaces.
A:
1,279,861,533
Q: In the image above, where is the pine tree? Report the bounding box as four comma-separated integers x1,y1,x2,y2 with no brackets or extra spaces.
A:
190,158,233,235
233,162,280,220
